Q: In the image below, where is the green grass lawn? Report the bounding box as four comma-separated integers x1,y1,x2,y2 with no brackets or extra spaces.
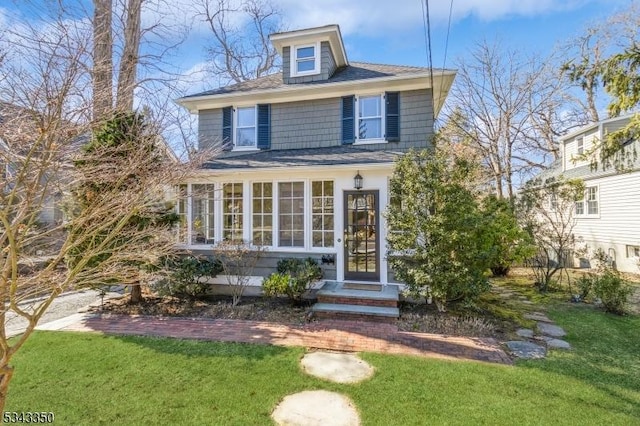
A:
6,303,640,426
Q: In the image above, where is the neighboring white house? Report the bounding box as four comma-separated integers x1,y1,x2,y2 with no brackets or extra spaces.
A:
176,24,456,285
542,115,640,273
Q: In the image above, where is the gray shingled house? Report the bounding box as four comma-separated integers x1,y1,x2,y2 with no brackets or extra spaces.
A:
176,25,455,304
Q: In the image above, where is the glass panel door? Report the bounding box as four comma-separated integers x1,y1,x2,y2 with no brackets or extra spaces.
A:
344,191,379,281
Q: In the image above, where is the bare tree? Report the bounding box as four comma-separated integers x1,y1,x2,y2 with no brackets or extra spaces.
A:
194,0,283,85
93,0,114,119
115,0,143,111
214,240,265,306
0,7,200,409
517,177,584,292
448,41,573,200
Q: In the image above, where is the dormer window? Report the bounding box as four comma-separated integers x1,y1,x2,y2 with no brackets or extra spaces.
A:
235,106,257,149
291,42,320,76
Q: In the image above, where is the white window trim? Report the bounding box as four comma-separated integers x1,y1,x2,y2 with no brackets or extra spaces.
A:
576,136,584,155
354,93,386,145
249,181,275,249
626,245,640,258
575,184,600,218
233,106,258,151
290,42,321,77
181,179,337,254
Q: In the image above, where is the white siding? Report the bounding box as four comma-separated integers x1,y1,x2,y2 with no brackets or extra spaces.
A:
574,171,640,273
563,129,598,171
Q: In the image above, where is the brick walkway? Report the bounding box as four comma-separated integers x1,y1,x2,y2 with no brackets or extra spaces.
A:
47,313,512,364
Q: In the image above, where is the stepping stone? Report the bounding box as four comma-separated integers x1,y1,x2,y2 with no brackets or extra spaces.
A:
272,390,360,426
537,322,566,337
516,329,534,338
505,341,546,359
301,351,374,384
546,339,572,350
524,313,553,323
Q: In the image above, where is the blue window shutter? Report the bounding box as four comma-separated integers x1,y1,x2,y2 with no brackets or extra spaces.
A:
341,95,355,145
222,106,233,150
385,92,400,142
257,104,271,149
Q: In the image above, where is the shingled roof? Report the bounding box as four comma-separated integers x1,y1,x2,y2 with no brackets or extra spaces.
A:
184,62,447,98
201,145,401,170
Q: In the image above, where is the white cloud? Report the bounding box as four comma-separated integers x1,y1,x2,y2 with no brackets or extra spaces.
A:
272,0,612,35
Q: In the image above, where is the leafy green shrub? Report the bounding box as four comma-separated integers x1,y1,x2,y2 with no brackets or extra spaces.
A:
152,255,222,298
481,195,534,277
272,257,323,303
592,269,633,314
386,149,492,311
262,273,292,298
575,275,593,300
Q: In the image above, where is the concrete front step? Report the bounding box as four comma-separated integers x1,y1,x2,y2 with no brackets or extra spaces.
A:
316,281,399,308
311,303,400,324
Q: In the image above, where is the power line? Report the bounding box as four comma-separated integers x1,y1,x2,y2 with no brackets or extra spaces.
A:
421,0,435,124
443,0,454,71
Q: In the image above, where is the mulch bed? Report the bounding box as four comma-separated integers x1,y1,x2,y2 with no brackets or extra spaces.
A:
94,291,504,338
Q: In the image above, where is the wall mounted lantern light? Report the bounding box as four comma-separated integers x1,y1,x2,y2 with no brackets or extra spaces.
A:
354,171,363,190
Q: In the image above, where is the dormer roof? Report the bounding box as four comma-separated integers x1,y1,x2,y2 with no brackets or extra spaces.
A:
269,24,348,68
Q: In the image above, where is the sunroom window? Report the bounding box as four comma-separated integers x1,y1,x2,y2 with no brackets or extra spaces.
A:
311,180,334,248
252,182,273,246
191,184,215,244
278,182,304,247
223,183,243,241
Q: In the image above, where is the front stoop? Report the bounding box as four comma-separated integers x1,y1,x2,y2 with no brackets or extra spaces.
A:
312,281,399,323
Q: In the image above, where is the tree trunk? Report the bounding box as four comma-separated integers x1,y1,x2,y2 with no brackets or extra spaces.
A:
130,284,142,304
116,0,143,111
93,0,113,119
0,364,14,414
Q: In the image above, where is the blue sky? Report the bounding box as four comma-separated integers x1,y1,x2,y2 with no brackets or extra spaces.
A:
168,0,634,95
0,0,634,93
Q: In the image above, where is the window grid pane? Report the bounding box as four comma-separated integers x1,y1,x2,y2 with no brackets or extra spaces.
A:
223,183,243,241
236,107,256,147
296,46,315,73
191,184,215,244
279,182,304,247
252,182,273,246
587,187,598,215
311,180,334,247
358,96,382,140
177,185,187,243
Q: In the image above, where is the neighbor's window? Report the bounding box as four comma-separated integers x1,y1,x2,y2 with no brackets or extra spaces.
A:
626,245,640,258
278,182,304,247
357,95,383,140
223,182,243,241
311,180,334,248
252,182,273,246
576,137,584,155
293,43,318,75
586,186,598,215
191,184,215,244
575,195,584,215
235,106,256,148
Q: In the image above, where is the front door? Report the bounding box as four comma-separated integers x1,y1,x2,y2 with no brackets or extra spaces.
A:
344,191,379,281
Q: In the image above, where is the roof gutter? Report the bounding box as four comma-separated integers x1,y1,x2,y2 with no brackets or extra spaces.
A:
176,71,456,117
